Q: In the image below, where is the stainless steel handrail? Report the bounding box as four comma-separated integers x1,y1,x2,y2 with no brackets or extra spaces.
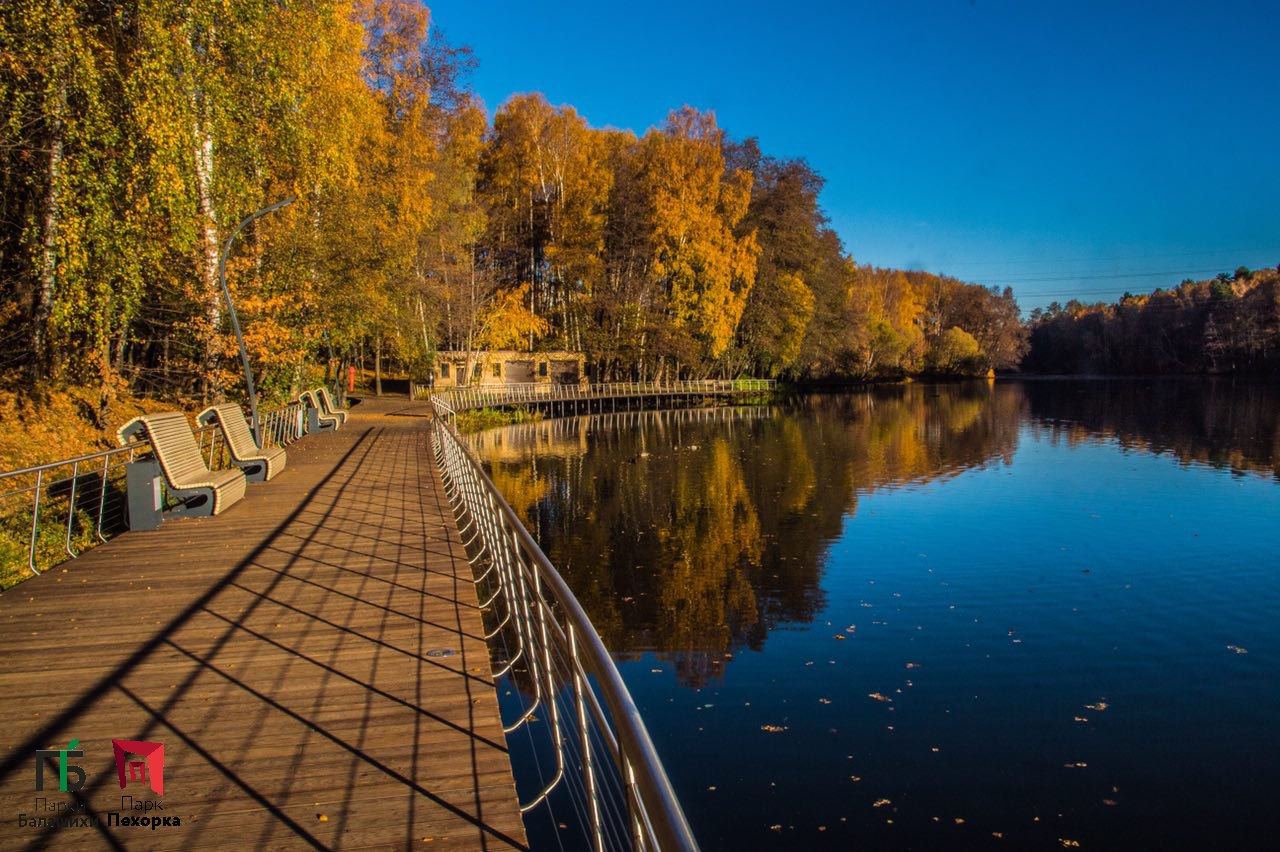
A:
432,398,699,851
426,378,775,413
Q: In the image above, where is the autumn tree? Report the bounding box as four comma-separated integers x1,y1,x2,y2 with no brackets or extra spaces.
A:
478,93,611,350
633,108,760,373
726,142,823,376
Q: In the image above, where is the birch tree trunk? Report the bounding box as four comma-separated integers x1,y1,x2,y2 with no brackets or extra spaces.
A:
32,77,66,380
193,116,221,401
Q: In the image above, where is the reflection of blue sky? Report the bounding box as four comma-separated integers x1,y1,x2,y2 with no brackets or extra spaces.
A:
429,0,1280,311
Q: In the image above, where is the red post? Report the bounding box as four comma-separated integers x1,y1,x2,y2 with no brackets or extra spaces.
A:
346,365,356,392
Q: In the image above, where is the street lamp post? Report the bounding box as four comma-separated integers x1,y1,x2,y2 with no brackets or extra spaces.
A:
217,196,295,445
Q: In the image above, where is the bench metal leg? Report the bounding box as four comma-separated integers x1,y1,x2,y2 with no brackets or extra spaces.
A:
125,461,164,531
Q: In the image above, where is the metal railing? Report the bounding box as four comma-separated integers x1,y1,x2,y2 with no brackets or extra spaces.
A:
422,378,775,413
432,399,699,851
464,404,776,459
0,399,309,586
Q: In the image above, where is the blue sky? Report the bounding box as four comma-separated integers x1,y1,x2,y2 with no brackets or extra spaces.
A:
427,0,1280,310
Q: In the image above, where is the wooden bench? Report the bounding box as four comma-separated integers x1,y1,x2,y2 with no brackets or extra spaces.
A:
315,386,348,427
300,389,343,433
197,403,287,483
117,411,247,522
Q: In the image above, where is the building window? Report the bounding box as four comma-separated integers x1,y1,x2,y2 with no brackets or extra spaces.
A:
493,364,501,378
473,364,481,379
538,362,548,377
440,363,449,378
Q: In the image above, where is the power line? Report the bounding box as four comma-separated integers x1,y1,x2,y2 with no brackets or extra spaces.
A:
984,267,1241,285
933,247,1276,270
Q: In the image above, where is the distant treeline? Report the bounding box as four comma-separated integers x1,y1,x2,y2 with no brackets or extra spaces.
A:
1,0,1028,407
1023,267,1280,375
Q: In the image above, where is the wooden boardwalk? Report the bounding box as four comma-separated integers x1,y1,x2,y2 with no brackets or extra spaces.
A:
0,398,526,850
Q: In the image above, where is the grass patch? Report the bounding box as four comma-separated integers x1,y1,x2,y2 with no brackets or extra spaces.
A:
454,407,542,434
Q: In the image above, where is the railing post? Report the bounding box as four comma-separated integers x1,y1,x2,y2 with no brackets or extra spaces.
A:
64,461,79,558
95,453,112,543
571,624,605,851
28,468,43,575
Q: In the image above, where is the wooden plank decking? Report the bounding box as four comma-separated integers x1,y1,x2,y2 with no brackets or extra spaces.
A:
0,398,526,850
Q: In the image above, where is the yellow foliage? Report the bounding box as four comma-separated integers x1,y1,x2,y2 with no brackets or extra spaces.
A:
641,108,760,360
475,283,550,351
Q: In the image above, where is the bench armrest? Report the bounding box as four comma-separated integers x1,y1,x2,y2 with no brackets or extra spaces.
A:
117,417,148,446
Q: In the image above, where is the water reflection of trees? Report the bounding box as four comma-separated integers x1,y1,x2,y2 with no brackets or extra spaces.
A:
474,384,1023,686
1022,380,1280,480
471,381,1280,685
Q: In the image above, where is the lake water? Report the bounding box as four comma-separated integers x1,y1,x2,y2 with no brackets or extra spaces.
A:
468,380,1280,851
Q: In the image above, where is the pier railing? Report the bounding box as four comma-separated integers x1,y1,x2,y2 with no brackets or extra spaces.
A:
431,399,699,852
0,399,307,584
423,378,775,414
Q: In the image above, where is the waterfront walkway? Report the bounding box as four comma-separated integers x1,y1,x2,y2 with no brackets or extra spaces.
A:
0,398,525,850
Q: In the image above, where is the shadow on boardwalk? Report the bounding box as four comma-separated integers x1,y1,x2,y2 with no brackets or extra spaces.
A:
0,398,525,850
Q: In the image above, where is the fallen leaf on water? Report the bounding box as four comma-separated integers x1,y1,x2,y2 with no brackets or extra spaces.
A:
845,625,857,633
1102,799,1117,806
1085,702,1108,711
993,831,1004,838
905,662,921,669
1227,645,1248,654
850,775,862,782
834,634,846,640
1063,762,1088,769
761,724,787,733
1074,716,1088,723
955,818,965,825
769,824,782,831
819,698,833,704
651,668,662,673
872,798,891,808
868,692,891,702
1060,840,1080,848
